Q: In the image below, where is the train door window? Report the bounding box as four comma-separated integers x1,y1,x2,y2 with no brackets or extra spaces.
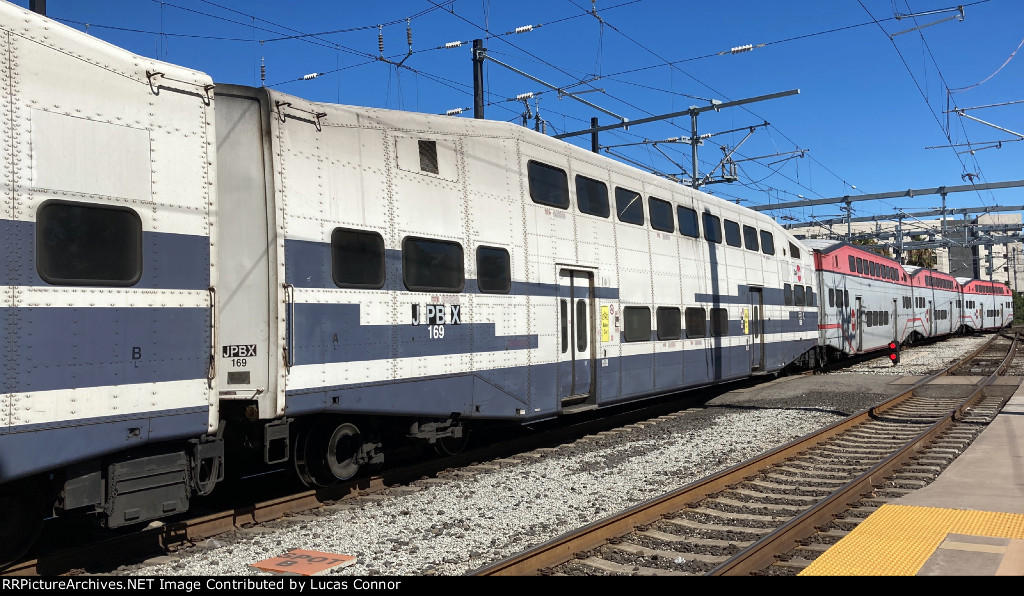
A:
575,175,610,218
759,231,775,255
724,220,741,247
656,307,682,340
560,300,569,353
806,286,814,306
649,196,674,232
743,225,759,251
623,306,651,342
829,288,835,307
615,187,645,225
789,242,801,259
784,283,793,306
702,212,722,243
402,237,465,292
710,308,729,336
677,206,700,238
331,228,385,288
476,246,511,294
37,200,143,286
684,307,706,338
848,256,856,272
527,161,569,209
856,258,863,274
845,290,849,307
576,299,588,352
794,285,805,306
752,305,760,338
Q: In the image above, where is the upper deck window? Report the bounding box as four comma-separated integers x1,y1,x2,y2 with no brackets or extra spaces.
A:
649,197,674,232
527,161,569,209
575,175,609,218
724,220,741,247
616,187,645,225
678,206,699,238
703,213,722,244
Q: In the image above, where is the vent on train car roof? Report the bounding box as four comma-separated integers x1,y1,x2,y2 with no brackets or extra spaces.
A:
418,140,438,175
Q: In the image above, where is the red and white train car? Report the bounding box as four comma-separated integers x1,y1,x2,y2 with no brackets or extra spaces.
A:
958,278,1014,331
904,266,960,340
808,240,908,359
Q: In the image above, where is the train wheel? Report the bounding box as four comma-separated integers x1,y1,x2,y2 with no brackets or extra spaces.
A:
0,479,46,569
293,421,363,487
433,433,469,457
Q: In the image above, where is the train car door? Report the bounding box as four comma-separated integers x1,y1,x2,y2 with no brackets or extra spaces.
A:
556,269,595,404
213,92,278,419
749,288,764,371
856,297,864,352
928,299,934,336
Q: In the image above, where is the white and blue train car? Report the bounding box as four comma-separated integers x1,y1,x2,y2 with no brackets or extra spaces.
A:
0,1,223,558
212,84,820,486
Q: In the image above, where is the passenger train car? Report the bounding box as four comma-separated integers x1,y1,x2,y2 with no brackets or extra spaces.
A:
0,3,818,563
0,3,1011,565
808,238,1012,361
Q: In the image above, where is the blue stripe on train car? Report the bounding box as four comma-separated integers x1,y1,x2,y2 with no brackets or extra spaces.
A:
282,238,620,299
0,407,209,483
290,303,538,365
284,337,818,422
0,219,210,290
2,307,210,393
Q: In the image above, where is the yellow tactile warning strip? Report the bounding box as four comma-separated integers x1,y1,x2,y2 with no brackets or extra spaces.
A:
800,504,1024,576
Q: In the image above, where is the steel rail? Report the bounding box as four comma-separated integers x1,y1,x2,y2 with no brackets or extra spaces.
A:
472,332,1008,576
709,332,1018,575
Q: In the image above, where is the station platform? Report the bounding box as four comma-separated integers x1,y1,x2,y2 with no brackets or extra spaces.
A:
800,381,1024,576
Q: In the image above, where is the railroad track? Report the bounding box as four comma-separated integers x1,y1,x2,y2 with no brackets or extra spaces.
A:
1,377,746,577
472,331,1020,576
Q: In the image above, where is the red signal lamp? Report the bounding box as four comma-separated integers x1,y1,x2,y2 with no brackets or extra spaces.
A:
888,341,900,365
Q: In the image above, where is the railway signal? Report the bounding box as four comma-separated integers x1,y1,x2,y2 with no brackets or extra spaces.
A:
888,341,900,365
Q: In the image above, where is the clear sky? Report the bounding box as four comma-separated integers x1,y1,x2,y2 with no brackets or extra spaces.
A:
14,0,1024,232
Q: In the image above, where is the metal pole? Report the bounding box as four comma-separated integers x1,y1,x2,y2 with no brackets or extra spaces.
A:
690,109,699,188
591,117,599,153
472,39,484,120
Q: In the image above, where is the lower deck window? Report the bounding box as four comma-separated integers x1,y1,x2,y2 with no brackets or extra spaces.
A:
402,237,464,292
656,307,681,340
37,200,142,286
623,306,651,342
685,307,706,338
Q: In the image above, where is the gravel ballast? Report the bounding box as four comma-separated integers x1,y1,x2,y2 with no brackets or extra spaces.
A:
115,334,992,577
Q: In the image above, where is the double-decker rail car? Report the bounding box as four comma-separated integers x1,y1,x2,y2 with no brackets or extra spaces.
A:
0,2,1015,567
907,267,960,340
0,3,821,564
958,278,1014,331
807,240,908,359
211,83,820,488
0,2,224,563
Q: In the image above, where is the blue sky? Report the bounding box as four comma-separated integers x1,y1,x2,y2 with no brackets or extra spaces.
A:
15,0,1024,228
